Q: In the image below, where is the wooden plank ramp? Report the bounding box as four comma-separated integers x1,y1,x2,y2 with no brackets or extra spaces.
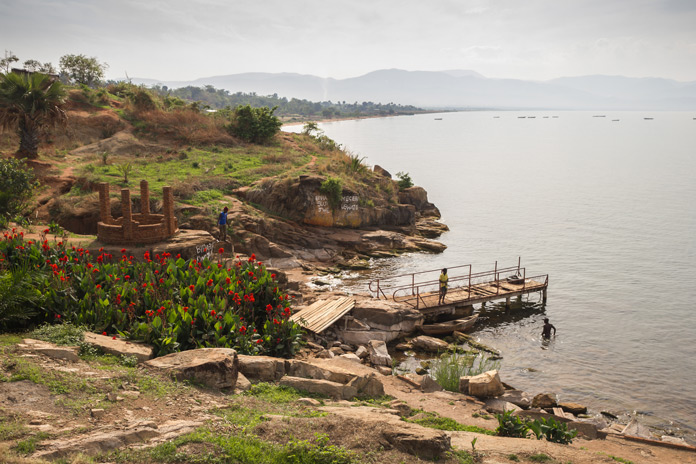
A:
290,296,355,334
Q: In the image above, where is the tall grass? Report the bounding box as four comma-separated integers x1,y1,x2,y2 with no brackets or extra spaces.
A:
430,352,501,392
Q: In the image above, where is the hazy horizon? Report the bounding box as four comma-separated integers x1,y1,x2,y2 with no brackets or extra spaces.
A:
2,0,696,83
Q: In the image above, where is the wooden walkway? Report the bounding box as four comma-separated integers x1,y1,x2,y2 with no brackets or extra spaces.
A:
290,296,355,334
369,259,548,317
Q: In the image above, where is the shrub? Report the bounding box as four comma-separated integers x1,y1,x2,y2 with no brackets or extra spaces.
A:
495,409,529,438
527,417,578,444
0,159,38,220
395,171,414,190
0,233,304,357
319,177,343,211
0,263,45,331
226,105,282,144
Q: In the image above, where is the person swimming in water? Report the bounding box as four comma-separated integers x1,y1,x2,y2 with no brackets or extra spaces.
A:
542,318,556,338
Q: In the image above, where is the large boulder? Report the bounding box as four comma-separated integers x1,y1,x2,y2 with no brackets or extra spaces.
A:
143,348,238,389
18,339,80,363
367,340,392,367
237,355,286,382
467,370,504,398
411,336,449,352
532,392,558,409
485,398,522,415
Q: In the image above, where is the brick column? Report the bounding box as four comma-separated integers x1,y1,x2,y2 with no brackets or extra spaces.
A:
121,189,133,241
162,186,175,235
98,183,112,224
140,180,150,216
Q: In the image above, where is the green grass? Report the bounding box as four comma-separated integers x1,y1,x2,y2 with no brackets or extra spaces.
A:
448,449,475,464
106,427,357,464
529,454,552,462
600,454,634,464
0,333,24,346
507,454,520,462
0,415,29,441
30,322,87,345
14,432,50,454
244,382,327,404
405,410,496,435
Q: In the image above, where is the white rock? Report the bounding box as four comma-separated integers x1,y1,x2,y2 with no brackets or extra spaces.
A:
367,340,392,367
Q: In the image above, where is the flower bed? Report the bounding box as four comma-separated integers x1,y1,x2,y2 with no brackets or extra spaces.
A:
0,229,303,357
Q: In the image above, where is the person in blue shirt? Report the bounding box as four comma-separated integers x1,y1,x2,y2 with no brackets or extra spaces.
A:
218,207,229,242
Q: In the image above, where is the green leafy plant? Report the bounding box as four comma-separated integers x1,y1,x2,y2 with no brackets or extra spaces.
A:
495,409,529,438
528,417,578,444
529,454,552,462
319,177,343,211
115,162,133,184
347,153,367,174
0,234,304,358
0,159,39,220
395,171,414,190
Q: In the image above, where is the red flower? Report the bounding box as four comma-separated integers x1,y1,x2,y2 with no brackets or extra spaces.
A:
210,309,216,316
55,314,61,319
266,304,273,312
102,332,107,336
159,278,164,284
206,279,213,286
226,277,231,284
189,285,195,291
240,326,247,334
121,248,126,253
219,248,224,254
124,275,130,280
96,284,101,289
256,339,262,344
183,307,189,312
271,273,276,279
112,336,117,340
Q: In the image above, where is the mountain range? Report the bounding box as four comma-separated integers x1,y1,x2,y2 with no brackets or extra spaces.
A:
132,69,696,111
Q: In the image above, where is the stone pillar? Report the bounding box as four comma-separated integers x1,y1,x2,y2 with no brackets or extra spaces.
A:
505,297,511,309
121,189,133,241
140,180,150,216
162,186,175,235
542,288,548,303
98,183,112,224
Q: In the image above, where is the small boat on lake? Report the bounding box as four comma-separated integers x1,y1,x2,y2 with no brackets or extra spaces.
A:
420,314,478,336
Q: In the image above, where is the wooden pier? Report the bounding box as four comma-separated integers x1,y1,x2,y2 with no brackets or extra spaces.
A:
369,258,548,320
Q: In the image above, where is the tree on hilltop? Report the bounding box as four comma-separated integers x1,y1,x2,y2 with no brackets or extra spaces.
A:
0,71,67,159
59,54,108,86
0,50,19,74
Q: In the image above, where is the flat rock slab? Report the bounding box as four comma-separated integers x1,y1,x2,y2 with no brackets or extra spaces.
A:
83,332,154,363
320,405,451,460
280,375,357,400
411,335,449,352
19,339,80,362
33,420,202,460
143,348,238,389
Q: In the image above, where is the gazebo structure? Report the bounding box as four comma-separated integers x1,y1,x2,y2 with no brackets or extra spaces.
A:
97,180,178,245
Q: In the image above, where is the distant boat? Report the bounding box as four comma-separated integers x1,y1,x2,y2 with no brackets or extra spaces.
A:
552,116,559,118
644,117,654,120
518,116,526,119
434,118,443,120
543,116,549,118
528,116,536,118
612,119,620,122
593,115,606,118
420,314,479,336
493,116,500,119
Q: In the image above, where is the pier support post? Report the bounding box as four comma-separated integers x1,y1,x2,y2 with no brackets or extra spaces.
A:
505,297,511,309
542,288,548,303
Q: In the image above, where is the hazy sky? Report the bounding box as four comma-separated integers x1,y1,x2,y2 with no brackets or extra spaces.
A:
2,0,696,82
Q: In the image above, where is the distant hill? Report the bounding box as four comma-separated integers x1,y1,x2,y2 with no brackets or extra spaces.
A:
131,69,696,110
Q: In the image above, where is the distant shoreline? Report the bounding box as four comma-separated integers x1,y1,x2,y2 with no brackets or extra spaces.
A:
281,110,448,127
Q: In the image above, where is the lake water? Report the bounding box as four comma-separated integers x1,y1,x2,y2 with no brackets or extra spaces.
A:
284,111,696,440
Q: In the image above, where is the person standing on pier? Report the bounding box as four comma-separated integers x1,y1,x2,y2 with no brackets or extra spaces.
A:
438,268,448,304
542,318,556,338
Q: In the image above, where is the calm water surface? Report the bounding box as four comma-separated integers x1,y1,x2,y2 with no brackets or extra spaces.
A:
285,111,696,439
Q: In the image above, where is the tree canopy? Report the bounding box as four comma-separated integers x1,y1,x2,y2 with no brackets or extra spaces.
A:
59,54,108,86
0,71,67,158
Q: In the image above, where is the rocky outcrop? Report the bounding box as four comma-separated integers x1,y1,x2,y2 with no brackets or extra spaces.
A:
237,355,287,382
280,376,356,400
338,297,423,345
398,186,441,219
143,348,238,389
466,370,505,398
411,335,450,352
18,339,80,362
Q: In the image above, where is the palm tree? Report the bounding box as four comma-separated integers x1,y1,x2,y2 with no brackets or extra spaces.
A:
0,71,67,159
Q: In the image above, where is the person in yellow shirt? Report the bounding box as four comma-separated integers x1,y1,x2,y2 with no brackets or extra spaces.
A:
438,268,448,304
